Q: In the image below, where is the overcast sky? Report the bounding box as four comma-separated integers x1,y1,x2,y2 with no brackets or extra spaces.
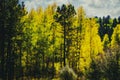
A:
19,0,120,17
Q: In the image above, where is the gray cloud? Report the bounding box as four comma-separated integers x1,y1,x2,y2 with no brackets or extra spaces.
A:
82,0,120,17
87,0,120,9
19,0,120,17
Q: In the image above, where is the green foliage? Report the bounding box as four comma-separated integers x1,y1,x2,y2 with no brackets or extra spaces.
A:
103,34,110,49
97,15,120,41
0,0,26,79
54,4,76,26
104,48,120,80
87,47,120,80
54,4,76,66
87,60,103,80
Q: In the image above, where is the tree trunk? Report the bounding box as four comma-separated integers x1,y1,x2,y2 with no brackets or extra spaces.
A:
7,39,14,80
0,33,6,80
64,25,66,66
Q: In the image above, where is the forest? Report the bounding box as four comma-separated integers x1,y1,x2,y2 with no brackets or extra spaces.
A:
0,0,120,80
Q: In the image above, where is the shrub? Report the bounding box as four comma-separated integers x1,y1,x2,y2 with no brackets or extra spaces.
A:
59,66,77,80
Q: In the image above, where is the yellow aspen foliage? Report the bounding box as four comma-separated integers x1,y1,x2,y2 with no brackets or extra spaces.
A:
111,24,120,48
79,18,103,73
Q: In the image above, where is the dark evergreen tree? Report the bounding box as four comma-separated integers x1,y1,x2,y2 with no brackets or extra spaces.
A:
0,0,26,79
98,15,114,41
87,60,102,80
54,4,76,66
112,18,117,28
118,16,120,24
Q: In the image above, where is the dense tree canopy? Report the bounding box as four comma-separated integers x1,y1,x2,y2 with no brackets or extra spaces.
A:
0,1,120,80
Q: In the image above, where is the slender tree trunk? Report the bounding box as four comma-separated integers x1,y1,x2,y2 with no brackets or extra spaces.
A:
0,0,6,79
42,52,45,77
19,44,23,79
64,25,66,66
0,34,5,80
90,21,93,61
26,46,30,79
52,27,55,78
7,39,14,80
60,43,63,68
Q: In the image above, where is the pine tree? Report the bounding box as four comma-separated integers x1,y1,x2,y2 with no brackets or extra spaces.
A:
54,4,76,66
0,0,26,79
